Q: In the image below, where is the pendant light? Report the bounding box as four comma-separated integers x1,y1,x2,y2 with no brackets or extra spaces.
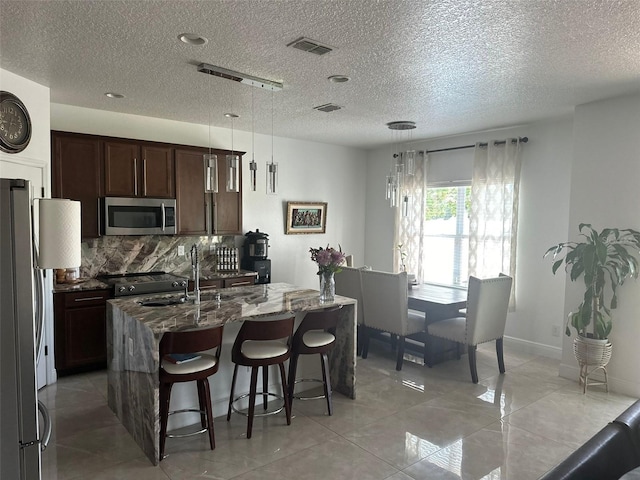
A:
385,121,416,209
249,88,257,191
266,89,278,195
225,112,240,193
204,107,218,193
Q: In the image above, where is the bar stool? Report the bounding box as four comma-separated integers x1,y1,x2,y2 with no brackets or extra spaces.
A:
226,315,295,439
287,305,342,415
159,325,224,460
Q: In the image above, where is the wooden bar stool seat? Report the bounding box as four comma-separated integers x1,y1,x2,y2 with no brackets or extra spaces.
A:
159,325,224,460
287,305,342,415
226,315,295,439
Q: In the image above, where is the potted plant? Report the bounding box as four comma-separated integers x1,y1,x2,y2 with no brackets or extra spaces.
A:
395,243,407,272
545,223,640,378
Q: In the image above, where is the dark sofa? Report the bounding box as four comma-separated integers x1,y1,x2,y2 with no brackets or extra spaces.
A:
539,400,640,480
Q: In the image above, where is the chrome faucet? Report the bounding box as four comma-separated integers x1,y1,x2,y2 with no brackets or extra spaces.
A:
191,244,200,305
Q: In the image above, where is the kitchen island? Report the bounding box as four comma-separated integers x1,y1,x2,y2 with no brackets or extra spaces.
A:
106,282,357,465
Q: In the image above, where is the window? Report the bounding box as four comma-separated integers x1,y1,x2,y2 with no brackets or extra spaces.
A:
423,185,471,288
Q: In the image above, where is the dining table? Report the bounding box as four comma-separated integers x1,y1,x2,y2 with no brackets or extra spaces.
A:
406,283,468,366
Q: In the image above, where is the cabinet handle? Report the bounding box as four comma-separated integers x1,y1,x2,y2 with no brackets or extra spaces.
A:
96,197,101,236
205,199,212,235
231,281,252,286
213,202,218,233
74,296,106,302
133,157,138,196
142,156,147,196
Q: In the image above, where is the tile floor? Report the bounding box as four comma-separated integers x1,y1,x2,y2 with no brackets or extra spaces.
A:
39,341,638,480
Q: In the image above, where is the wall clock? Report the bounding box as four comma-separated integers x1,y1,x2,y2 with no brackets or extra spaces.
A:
0,91,32,154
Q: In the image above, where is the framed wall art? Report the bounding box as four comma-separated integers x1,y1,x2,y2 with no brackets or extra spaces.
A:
285,201,327,234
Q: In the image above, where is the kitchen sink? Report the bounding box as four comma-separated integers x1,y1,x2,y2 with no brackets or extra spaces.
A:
137,296,187,307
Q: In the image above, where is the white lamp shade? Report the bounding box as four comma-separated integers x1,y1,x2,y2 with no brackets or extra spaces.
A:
38,199,81,269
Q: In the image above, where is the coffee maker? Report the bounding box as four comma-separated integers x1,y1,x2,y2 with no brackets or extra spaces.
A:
242,229,271,284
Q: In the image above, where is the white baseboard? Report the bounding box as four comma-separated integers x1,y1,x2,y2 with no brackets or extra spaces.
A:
559,362,640,397
503,335,562,359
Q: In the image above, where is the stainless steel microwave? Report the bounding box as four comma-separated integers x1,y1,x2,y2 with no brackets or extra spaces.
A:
101,197,177,235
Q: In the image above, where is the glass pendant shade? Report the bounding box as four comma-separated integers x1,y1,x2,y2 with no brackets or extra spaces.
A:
404,150,415,176
249,159,257,191
385,173,395,200
226,154,240,192
204,153,218,193
267,161,278,195
390,180,398,207
402,193,410,217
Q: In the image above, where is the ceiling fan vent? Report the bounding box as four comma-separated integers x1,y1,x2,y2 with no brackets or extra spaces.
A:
287,37,333,55
314,103,342,113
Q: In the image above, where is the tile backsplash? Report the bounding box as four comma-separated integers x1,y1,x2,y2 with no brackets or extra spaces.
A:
80,235,239,278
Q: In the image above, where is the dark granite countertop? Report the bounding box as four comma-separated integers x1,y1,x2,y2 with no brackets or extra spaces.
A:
52,269,256,294
53,278,110,293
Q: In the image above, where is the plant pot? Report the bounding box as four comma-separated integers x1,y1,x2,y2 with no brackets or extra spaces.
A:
573,335,612,367
573,335,612,393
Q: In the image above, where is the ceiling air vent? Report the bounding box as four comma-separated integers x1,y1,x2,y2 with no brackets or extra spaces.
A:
313,103,342,113
287,37,333,55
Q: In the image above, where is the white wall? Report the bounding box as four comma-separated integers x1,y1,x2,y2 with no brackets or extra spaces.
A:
51,104,367,290
365,118,575,360
559,93,640,397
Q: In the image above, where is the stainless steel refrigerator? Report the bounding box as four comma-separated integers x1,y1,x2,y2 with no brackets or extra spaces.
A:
1,178,51,480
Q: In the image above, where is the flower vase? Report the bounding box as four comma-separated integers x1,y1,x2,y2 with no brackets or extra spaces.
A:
319,271,335,303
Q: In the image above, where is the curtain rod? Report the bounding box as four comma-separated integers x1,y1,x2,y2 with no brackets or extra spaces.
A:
418,136,528,155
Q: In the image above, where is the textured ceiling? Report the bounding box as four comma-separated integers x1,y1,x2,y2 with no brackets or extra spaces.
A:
1,0,639,149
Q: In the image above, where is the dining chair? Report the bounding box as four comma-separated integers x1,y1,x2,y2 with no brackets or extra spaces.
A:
345,254,353,267
426,274,512,383
335,266,364,354
158,325,224,460
360,269,425,370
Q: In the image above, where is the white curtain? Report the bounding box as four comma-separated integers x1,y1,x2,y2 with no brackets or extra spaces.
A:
394,152,428,281
469,139,522,308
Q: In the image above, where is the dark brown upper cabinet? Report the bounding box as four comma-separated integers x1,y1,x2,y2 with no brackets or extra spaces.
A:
52,132,103,238
175,148,208,235
175,148,243,235
52,131,241,237
104,141,174,198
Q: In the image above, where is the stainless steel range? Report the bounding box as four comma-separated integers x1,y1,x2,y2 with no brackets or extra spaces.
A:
98,271,188,297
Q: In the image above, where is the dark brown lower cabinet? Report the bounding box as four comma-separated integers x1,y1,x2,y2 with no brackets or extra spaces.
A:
54,289,111,375
223,276,256,288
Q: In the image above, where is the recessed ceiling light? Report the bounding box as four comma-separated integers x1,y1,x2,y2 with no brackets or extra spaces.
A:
224,113,239,118
177,33,208,45
328,75,350,83
105,92,125,99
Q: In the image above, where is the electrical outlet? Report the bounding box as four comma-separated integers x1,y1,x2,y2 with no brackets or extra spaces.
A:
551,325,561,337
177,245,185,256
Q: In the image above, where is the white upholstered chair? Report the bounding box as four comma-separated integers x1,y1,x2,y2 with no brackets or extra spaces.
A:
427,274,512,383
360,269,425,370
345,254,354,267
335,266,364,326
